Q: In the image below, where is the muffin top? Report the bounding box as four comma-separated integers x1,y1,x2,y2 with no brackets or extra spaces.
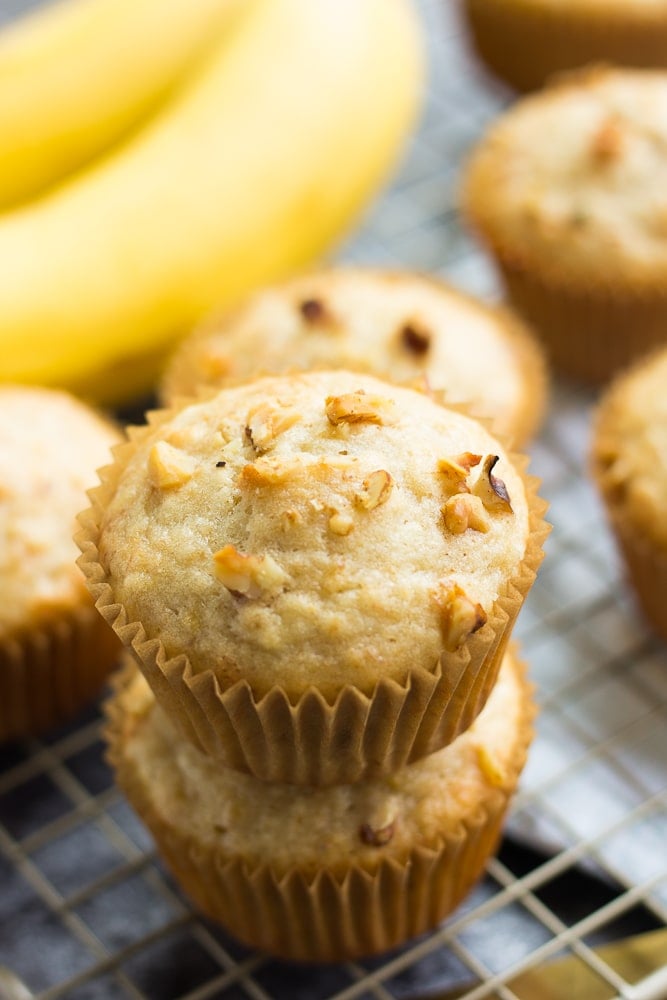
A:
113,647,531,874
0,386,119,639
593,346,667,547
96,371,530,699
464,67,667,290
161,269,546,446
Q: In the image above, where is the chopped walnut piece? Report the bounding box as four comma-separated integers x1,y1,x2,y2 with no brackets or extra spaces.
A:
356,469,393,510
213,544,288,598
476,744,506,787
148,441,196,489
591,117,624,164
434,581,487,652
325,390,397,426
299,297,332,325
328,511,354,536
442,493,490,534
437,452,482,497
472,455,513,513
400,321,431,355
245,403,300,453
359,821,395,847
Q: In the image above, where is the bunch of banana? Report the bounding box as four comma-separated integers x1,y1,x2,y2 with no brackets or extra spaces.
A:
0,0,424,405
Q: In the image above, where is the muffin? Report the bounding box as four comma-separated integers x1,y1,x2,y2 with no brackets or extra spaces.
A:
462,0,667,93
78,371,547,784
592,345,667,641
0,386,121,741
463,66,667,384
161,268,547,448
106,644,535,961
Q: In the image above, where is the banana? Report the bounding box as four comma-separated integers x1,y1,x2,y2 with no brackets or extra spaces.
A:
0,0,246,209
0,0,424,405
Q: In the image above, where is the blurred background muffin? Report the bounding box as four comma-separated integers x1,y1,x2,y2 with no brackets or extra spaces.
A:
161,268,547,448
0,386,121,741
463,66,667,384
462,0,667,93
592,346,667,642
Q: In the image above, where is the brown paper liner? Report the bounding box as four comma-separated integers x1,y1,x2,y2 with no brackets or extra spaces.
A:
496,258,667,386
0,603,121,743
605,515,667,643
105,651,535,963
463,0,667,92
77,403,548,786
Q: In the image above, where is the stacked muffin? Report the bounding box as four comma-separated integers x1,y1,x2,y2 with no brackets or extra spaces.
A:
82,364,548,960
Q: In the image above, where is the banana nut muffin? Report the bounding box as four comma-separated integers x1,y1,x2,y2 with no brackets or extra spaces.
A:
0,385,120,740
463,66,667,383
107,645,535,961
463,0,667,93
80,370,546,784
161,268,547,447
593,345,667,641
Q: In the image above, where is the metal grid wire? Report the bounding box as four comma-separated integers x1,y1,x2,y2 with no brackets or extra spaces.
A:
1,0,667,997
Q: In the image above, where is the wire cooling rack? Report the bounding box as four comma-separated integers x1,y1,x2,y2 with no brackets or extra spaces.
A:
1,1,667,998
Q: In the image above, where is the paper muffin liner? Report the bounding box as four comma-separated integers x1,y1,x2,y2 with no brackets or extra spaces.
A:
105,653,535,963
495,258,667,386
463,0,667,92
0,603,121,743
77,403,548,786
604,514,667,643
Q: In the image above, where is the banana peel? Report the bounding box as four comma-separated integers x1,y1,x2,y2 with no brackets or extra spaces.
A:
0,0,424,406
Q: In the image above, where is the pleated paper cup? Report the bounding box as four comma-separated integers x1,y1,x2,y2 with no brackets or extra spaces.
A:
105,649,535,963
0,604,121,743
498,258,667,386
463,0,667,93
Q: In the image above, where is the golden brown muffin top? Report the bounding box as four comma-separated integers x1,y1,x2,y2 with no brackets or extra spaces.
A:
161,268,546,446
113,647,532,873
0,386,119,638
464,67,667,291
97,371,530,699
593,346,667,547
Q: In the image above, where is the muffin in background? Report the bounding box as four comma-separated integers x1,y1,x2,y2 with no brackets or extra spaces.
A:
0,386,121,742
463,66,667,385
79,370,547,785
106,645,535,962
462,0,667,93
161,268,547,448
592,346,667,642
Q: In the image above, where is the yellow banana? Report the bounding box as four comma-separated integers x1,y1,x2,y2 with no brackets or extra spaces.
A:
0,0,246,209
0,0,424,405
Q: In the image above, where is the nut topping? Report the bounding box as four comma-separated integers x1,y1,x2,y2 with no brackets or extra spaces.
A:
437,452,482,497
245,402,300,453
442,493,490,534
434,581,487,652
148,441,196,489
591,117,624,164
356,469,393,510
359,821,395,847
213,544,288,598
325,390,397,426
328,511,355,536
400,321,431,355
299,297,332,325
472,455,513,513
476,744,506,787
